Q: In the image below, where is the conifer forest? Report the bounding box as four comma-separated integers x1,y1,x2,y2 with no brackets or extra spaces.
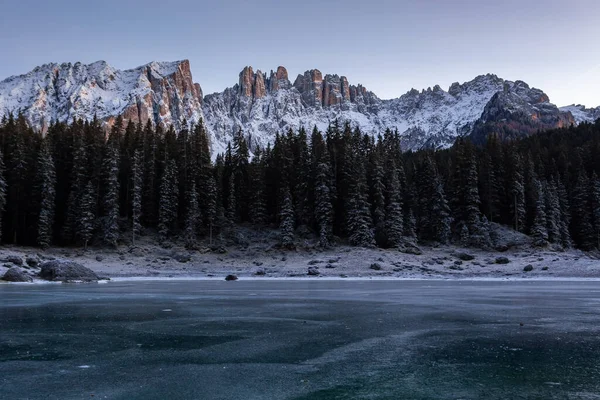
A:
1,113,600,252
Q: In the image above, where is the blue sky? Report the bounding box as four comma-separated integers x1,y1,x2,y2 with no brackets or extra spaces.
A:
2,0,599,106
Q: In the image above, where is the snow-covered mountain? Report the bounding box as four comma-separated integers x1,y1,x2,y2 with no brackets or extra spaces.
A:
559,105,600,124
0,60,203,133
0,59,591,155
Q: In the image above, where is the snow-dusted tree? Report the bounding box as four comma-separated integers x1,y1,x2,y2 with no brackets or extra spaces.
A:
314,161,334,247
591,172,600,249
451,141,490,247
226,174,236,224
131,149,143,245
184,182,200,249
204,171,217,244
417,155,451,243
102,145,120,247
279,186,295,249
0,151,6,243
530,179,548,247
571,172,594,249
63,132,88,243
544,179,561,245
78,181,96,249
158,159,179,238
36,140,56,248
384,158,404,248
556,177,572,248
368,149,386,241
431,179,452,244
507,152,526,232
248,150,267,226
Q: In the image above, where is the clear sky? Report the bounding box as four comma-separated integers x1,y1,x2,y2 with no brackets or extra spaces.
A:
1,0,599,107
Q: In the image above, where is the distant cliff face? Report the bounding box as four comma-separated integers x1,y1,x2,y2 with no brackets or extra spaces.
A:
0,60,203,133
0,60,588,156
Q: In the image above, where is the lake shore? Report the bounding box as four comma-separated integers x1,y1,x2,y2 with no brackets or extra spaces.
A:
1,239,599,283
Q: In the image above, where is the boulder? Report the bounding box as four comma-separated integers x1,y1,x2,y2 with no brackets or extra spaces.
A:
2,267,33,282
254,269,266,276
454,252,475,261
26,256,40,268
225,274,238,281
523,265,534,272
172,253,191,263
39,260,99,282
6,256,23,266
307,267,320,276
370,263,383,271
495,257,511,264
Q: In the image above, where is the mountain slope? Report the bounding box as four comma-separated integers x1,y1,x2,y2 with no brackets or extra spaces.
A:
0,60,587,155
0,60,203,132
559,104,600,124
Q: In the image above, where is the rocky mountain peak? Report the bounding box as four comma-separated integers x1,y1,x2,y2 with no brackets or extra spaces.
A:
1,60,596,157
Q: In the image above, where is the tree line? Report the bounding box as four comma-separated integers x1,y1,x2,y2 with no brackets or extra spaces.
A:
1,113,600,251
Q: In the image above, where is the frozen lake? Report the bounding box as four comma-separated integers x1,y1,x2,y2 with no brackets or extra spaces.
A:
2,280,600,399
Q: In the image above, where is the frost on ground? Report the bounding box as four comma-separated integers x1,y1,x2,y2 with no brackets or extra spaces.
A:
0,223,599,283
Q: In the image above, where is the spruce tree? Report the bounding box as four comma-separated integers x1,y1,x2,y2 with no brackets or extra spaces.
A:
530,179,549,247
368,148,387,245
544,179,561,245
248,150,268,225
158,159,179,239
78,181,96,249
279,186,295,249
131,149,143,245
0,151,6,243
383,158,404,247
556,177,572,248
506,152,526,232
184,182,200,249
204,171,218,244
591,172,600,249
64,132,88,243
314,161,334,247
35,140,56,248
101,145,120,247
571,172,595,249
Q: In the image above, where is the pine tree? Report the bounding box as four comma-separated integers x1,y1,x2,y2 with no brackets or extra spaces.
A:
556,177,572,248
78,181,96,249
345,134,375,248
279,186,295,249
383,158,404,247
158,159,179,239
431,179,452,244
368,148,387,245
64,131,88,243
530,178,548,247
544,180,561,245
204,171,218,244
226,174,236,224
184,182,200,249
131,149,143,245
35,140,56,248
571,172,595,249
102,145,120,247
451,141,490,247
591,172,600,249
314,161,334,247
506,152,526,232
0,151,7,243
248,150,268,225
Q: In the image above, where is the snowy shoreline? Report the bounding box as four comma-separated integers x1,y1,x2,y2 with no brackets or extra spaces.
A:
2,233,600,284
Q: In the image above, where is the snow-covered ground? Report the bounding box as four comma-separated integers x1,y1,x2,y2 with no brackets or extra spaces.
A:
1,225,599,283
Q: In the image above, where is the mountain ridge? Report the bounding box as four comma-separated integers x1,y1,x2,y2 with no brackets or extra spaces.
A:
1,59,596,155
